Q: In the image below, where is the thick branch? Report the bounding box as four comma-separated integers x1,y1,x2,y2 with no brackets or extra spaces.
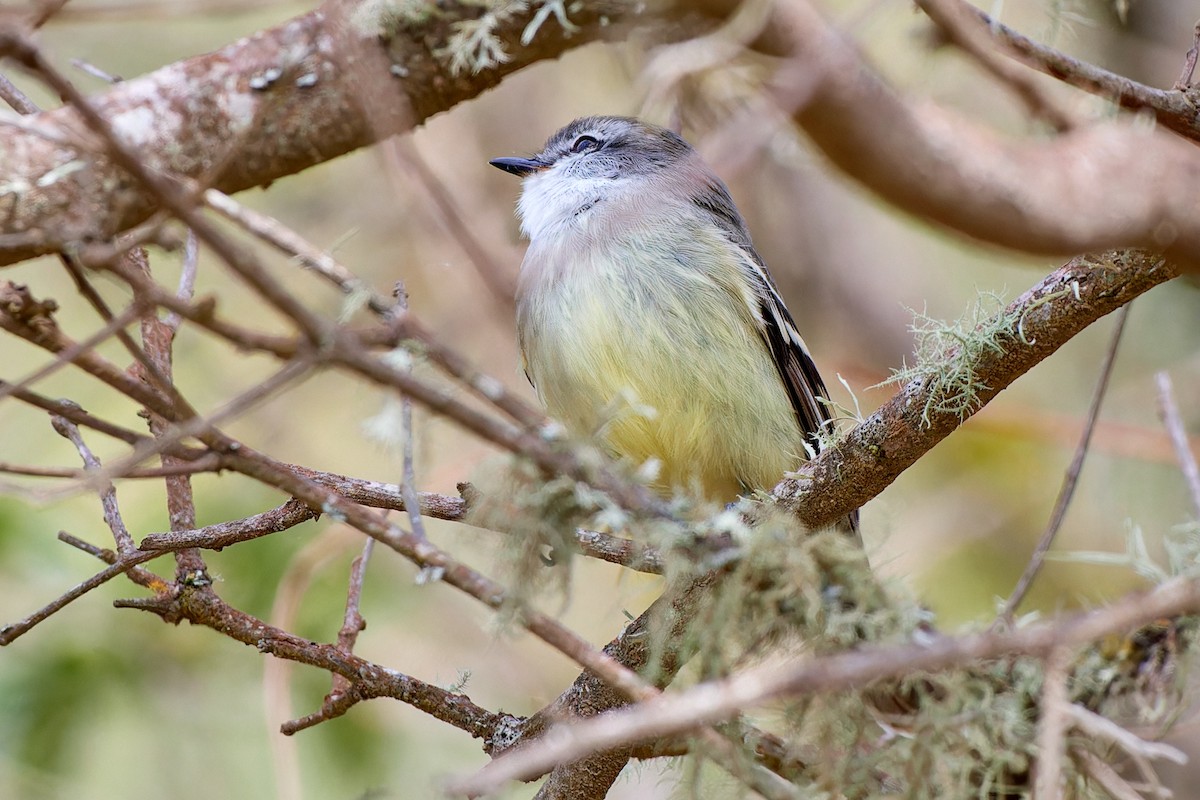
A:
776,1,1200,266
778,251,1178,527
0,0,712,265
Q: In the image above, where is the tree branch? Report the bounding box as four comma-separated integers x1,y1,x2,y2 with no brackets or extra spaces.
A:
0,0,717,266
454,576,1200,796
773,0,1200,266
776,251,1178,528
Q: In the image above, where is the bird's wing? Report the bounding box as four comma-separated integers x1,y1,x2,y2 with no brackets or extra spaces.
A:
691,181,833,445
742,252,833,449
693,180,859,533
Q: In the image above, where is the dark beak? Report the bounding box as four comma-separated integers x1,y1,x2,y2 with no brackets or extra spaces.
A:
489,156,546,177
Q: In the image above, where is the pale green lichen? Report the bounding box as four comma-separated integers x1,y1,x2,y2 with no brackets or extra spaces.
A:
1049,518,1200,586
433,0,582,75
880,291,1020,428
351,0,441,38
806,373,865,457
436,1,528,75
521,0,580,45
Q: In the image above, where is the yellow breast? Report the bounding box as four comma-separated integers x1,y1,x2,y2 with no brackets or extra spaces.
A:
516,223,803,501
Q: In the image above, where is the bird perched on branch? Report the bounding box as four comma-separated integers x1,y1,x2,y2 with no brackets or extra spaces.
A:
492,116,857,534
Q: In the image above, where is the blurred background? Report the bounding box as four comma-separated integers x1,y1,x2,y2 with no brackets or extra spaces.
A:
2,0,1199,797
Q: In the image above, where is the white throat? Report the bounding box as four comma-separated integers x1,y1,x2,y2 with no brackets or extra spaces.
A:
517,171,638,241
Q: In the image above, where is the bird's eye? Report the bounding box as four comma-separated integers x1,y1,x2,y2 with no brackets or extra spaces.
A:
570,135,599,154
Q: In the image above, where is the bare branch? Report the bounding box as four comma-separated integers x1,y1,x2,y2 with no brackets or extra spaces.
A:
394,283,428,542
999,302,1131,622
776,252,1176,529
139,498,315,551
336,538,373,661
0,457,223,481
967,4,1200,140
915,0,1075,131
0,379,160,447
49,415,136,553
0,0,715,266
56,531,165,590
1033,648,1071,800
1155,371,1200,520
0,297,145,409
1073,748,1147,800
283,535,377,733
0,549,161,645
1174,20,1200,91
775,0,1200,266
113,580,506,744
203,188,396,317
137,475,663,573
1065,704,1188,768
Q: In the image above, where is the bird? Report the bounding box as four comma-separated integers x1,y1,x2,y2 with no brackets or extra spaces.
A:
491,115,855,532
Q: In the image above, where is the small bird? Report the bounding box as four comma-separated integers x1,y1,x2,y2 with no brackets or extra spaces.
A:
492,116,853,529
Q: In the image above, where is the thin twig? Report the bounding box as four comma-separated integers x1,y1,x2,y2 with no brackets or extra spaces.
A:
164,229,199,331
137,469,664,573
384,138,517,308
0,282,192,427
130,243,207,578
1174,20,1200,91
59,252,181,382
998,302,1131,623
0,70,37,114
1072,748,1146,800
915,0,1074,132
139,498,315,550
394,283,428,542
0,299,145,409
1155,371,1200,520
1033,647,1071,800
1064,703,1187,767
0,457,222,480
0,550,161,644
112,577,506,744
70,57,123,84
49,415,136,554
266,528,358,798
66,358,312,498
964,5,1200,140
56,531,165,590
0,380,157,447
203,188,396,317
336,539,374,661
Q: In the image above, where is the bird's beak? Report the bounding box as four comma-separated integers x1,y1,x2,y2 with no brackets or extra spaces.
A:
489,156,546,177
